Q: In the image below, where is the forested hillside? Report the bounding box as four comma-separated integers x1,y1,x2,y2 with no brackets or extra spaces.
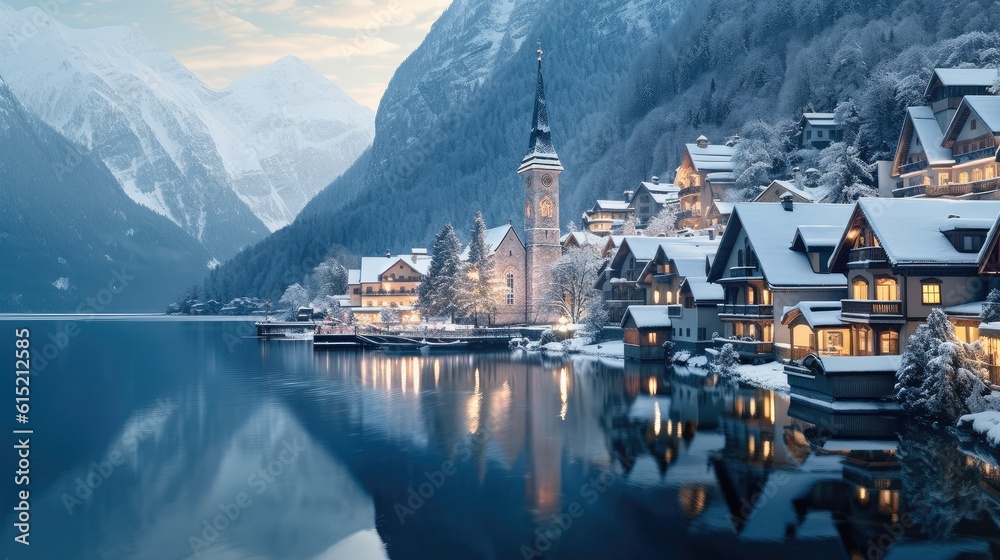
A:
203,0,1000,303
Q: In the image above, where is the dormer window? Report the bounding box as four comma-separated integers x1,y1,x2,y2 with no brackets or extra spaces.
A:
972,119,978,131
962,234,985,252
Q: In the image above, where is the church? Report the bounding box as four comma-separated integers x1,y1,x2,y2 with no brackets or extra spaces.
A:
490,46,564,326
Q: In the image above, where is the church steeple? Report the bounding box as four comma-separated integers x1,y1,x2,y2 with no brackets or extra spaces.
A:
518,43,563,174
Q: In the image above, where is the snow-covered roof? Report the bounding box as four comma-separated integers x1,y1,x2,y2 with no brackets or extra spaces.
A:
706,171,736,183
792,225,844,251
348,269,361,285
925,68,999,94
461,225,519,260
710,201,735,216
650,192,678,205
680,277,723,302
781,301,846,329
817,355,902,374
857,198,1000,266
943,95,1000,142
592,199,631,212
906,106,954,166
708,203,854,288
754,179,829,204
560,231,602,247
620,305,673,329
684,143,735,173
359,254,432,283
800,112,837,127
640,182,680,194
612,236,717,272
943,300,986,318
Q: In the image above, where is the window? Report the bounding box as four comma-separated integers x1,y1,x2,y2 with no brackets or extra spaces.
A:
852,277,869,300
761,288,772,305
540,196,555,218
921,281,941,305
747,287,757,305
817,130,824,138
698,328,707,341
972,119,978,131
959,172,970,184
806,130,812,140
648,332,657,345
875,277,898,301
525,201,532,218
939,173,949,186
857,327,871,355
686,328,691,338
880,331,900,355
653,290,660,304
505,272,515,306
974,168,983,182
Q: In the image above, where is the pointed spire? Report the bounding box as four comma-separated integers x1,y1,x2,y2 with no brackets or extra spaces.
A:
519,43,563,174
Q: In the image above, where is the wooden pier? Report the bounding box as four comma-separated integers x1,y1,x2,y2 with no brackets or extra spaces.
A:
314,327,518,352
256,321,320,338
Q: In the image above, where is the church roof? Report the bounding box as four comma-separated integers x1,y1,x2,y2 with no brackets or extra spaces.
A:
461,225,521,260
519,57,563,174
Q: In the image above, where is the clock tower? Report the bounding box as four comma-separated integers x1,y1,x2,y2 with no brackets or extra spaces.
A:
518,44,562,324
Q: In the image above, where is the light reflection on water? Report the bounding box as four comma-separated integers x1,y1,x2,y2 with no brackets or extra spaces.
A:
1,319,998,560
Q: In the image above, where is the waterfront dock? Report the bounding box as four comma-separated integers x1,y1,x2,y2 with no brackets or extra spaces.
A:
314,327,518,352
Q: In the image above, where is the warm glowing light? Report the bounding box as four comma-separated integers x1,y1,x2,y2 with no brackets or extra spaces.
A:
748,437,756,457
413,361,421,393
856,486,869,506
763,440,772,460
769,396,775,425
434,359,440,387
648,377,658,395
667,419,674,435
560,367,569,421
386,361,392,389
749,398,757,417
467,368,482,434
401,360,407,395
654,402,661,436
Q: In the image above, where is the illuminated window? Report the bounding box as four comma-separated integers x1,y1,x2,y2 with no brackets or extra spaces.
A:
921,281,941,305
875,277,898,301
648,332,657,345
988,166,996,179
653,291,660,304
852,277,870,300
960,172,970,184
939,173,949,186
880,331,900,355
857,326,871,355
973,168,983,182
540,196,554,218
505,271,515,306
761,288,772,305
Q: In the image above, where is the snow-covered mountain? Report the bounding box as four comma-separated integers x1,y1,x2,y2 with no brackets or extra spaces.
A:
0,2,374,258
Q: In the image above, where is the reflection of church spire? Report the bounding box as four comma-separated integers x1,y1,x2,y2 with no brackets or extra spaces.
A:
519,42,563,174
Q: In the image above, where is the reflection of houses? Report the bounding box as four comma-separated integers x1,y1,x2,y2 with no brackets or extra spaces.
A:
674,135,736,230
636,240,722,351
891,68,1000,198
798,112,843,150
707,201,854,361
827,198,1000,356
621,306,677,362
347,250,432,323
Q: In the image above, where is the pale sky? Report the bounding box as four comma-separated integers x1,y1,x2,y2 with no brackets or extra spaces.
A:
4,0,454,110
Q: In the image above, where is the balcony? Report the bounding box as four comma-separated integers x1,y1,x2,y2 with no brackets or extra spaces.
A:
893,184,926,198
925,177,1000,198
728,266,762,278
898,159,928,175
953,145,996,165
678,186,701,198
847,246,888,268
840,299,904,323
607,288,647,306
719,304,774,318
677,209,702,221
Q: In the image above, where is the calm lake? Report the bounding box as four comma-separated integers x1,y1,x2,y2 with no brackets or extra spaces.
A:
1,318,998,560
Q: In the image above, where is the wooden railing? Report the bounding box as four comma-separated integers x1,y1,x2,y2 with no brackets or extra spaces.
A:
893,184,926,198
719,304,774,317
848,246,888,266
678,186,701,198
898,159,928,175
954,145,996,164
790,346,814,362
841,299,903,317
925,177,1000,198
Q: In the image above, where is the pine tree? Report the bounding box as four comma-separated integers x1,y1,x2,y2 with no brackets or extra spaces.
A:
278,283,310,319
982,288,1000,323
459,211,497,327
895,309,992,424
817,142,877,203
418,224,462,320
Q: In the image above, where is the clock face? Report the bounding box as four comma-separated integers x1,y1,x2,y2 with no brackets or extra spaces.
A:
524,175,532,188
541,174,554,188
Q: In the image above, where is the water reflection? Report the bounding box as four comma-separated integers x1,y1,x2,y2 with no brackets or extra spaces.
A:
3,320,1000,560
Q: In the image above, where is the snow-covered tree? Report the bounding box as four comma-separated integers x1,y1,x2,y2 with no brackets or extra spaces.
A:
278,283,310,319
895,309,993,424
729,119,795,201
644,204,678,237
817,142,877,203
546,248,604,323
380,306,400,325
711,343,740,376
458,211,498,326
982,288,1000,323
306,257,348,313
419,223,462,320
584,290,610,341
566,220,580,233
617,215,639,236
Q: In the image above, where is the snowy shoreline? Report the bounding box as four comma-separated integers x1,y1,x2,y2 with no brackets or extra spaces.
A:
958,412,1000,450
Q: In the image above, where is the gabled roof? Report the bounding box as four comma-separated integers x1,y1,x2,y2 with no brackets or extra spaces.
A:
791,225,843,252
610,236,713,272
560,231,603,247
924,68,999,97
684,142,736,173
462,225,521,260
708,201,735,217
753,179,829,204
639,182,680,194
637,240,721,284
359,254,432,284
348,269,361,285
592,199,631,212
680,277,723,302
621,305,673,329
942,95,1000,146
707,203,853,288
892,106,954,176
781,301,846,329
830,198,1000,271
800,112,837,127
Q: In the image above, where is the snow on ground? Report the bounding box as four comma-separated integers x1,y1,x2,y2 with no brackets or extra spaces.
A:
575,340,625,360
958,411,1000,447
732,362,790,393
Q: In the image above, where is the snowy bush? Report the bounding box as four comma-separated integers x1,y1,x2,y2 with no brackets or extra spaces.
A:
896,309,994,424
539,329,557,345
710,343,740,376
